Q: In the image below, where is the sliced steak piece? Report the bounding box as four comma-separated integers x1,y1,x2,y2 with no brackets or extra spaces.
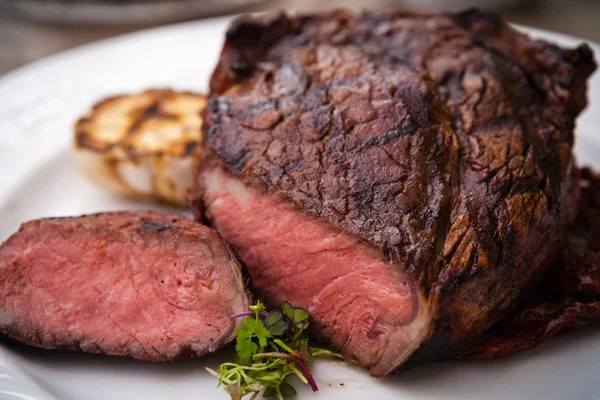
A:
0,211,249,360
454,168,600,360
190,9,596,375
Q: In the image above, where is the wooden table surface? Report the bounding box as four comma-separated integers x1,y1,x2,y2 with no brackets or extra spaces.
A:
1,0,599,76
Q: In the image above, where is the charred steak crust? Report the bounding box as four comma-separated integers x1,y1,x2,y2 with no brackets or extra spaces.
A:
0,211,249,360
453,168,600,360
191,9,596,373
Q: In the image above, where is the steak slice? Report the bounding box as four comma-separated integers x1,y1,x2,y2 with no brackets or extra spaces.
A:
0,211,249,360
190,9,596,375
453,168,600,359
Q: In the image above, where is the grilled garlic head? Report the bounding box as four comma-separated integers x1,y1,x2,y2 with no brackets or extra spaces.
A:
73,89,207,205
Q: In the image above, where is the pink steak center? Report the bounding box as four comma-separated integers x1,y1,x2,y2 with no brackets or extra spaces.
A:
203,168,432,376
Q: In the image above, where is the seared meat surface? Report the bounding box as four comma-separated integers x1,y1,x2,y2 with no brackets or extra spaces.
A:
190,9,596,375
454,168,600,360
0,211,249,360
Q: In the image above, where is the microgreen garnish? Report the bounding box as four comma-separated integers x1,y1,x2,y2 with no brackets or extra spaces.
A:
207,300,343,400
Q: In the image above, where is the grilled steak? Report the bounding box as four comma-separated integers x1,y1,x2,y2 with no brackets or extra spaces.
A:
190,9,596,376
454,168,600,359
0,211,249,360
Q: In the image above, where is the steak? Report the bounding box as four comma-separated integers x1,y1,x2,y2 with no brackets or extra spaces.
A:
454,168,600,359
0,211,249,360
189,9,596,376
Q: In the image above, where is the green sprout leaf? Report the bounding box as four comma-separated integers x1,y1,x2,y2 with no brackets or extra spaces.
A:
262,382,297,399
281,301,295,321
281,301,310,340
282,302,309,326
235,328,257,366
211,301,345,399
225,380,243,400
248,318,272,348
235,317,271,364
269,320,289,337
265,310,289,337
264,310,283,328
278,382,298,396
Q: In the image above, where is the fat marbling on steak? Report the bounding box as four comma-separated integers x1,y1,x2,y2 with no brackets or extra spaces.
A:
189,9,596,376
0,211,249,360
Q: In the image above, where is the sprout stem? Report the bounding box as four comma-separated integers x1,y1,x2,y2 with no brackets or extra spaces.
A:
230,311,268,319
273,339,300,357
295,360,318,392
308,348,347,359
288,363,308,384
205,367,220,378
252,352,297,361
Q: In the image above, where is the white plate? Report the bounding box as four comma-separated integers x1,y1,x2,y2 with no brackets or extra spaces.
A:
0,15,599,400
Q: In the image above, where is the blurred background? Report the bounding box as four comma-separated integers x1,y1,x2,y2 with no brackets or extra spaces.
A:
0,0,599,76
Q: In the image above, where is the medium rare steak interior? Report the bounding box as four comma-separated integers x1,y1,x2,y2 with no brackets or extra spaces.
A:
190,9,597,376
0,211,249,360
